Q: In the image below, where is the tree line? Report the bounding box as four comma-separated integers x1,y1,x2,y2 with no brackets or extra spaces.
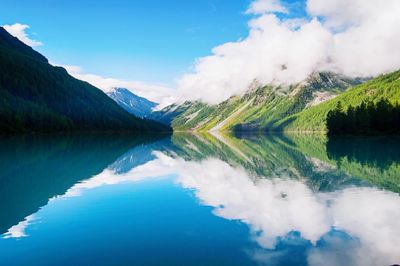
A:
326,98,400,135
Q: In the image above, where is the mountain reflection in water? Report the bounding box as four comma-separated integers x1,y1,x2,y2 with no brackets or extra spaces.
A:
0,133,399,266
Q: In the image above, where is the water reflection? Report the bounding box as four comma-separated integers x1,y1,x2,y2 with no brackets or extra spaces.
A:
0,134,167,236
327,136,400,192
0,133,399,266
158,151,400,266
173,133,400,265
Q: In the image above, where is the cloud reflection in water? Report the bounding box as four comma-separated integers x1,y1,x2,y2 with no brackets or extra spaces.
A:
3,147,400,266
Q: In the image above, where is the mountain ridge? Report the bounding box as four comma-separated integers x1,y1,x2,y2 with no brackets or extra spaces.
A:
0,27,169,133
107,88,157,119
157,72,366,132
274,70,400,132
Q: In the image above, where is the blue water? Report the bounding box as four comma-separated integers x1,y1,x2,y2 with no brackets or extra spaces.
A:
0,134,399,266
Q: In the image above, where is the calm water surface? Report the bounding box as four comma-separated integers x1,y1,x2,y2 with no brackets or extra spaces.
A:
0,133,399,266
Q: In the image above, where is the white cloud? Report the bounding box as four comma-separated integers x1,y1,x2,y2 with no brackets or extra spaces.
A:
246,0,288,14
60,64,176,106
176,0,400,104
3,23,42,47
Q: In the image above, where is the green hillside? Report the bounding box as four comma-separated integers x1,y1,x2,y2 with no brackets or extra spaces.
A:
163,70,400,133
166,72,362,132
274,70,400,132
150,102,194,126
0,27,169,133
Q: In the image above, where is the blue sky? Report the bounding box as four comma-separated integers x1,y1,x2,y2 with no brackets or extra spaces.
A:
0,0,398,106
0,0,258,85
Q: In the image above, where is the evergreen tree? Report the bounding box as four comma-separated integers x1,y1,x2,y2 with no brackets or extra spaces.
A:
326,98,400,135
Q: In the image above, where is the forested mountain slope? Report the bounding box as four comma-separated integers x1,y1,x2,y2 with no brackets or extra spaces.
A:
161,72,364,132
0,27,169,133
275,70,400,132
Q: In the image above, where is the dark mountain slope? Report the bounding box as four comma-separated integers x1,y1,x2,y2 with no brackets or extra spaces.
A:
0,27,169,133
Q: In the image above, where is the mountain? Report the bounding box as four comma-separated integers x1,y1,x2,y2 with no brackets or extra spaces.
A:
0,27,169,133
274,70,400,132
107,88,157,119
149,101,193,125
158,72,364,132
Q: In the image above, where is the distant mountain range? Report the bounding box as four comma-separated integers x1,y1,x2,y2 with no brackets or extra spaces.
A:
107,88,157,119
0,27,169,133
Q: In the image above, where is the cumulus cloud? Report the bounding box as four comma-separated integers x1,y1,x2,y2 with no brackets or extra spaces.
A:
61,64,175,106
246,0,288,14
3,23,42,47
176,0,400,104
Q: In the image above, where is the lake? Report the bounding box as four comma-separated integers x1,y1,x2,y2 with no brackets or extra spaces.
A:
0,133,399,266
